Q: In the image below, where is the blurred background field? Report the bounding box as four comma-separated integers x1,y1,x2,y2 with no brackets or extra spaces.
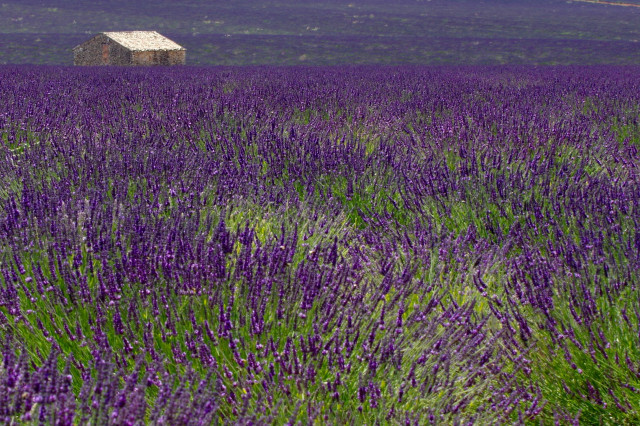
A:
1,0,640,65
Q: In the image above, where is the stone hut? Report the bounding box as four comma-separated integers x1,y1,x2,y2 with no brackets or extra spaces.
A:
73,31,186,66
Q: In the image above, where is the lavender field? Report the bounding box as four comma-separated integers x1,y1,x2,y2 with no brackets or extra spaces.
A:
3,0,640,66
1,65,640,424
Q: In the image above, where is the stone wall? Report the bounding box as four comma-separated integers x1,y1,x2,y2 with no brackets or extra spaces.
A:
168,50,186,65
73,34,132,66
132,50,185,66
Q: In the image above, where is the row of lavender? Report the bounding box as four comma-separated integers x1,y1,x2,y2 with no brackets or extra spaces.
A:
4,33,640,66
1,65,639,423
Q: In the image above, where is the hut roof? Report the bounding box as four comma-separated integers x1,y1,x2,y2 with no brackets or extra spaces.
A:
100,31,184,51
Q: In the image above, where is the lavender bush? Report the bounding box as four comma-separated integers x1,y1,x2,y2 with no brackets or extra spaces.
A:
1,65,639,424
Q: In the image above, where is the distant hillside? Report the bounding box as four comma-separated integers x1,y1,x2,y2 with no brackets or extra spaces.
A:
1,0,639,65
574,0,640,5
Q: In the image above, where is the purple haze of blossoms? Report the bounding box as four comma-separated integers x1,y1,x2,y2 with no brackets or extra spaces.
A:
0,65,639,423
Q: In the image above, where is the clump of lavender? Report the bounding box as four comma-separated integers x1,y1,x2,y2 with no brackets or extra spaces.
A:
1,65,639,423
